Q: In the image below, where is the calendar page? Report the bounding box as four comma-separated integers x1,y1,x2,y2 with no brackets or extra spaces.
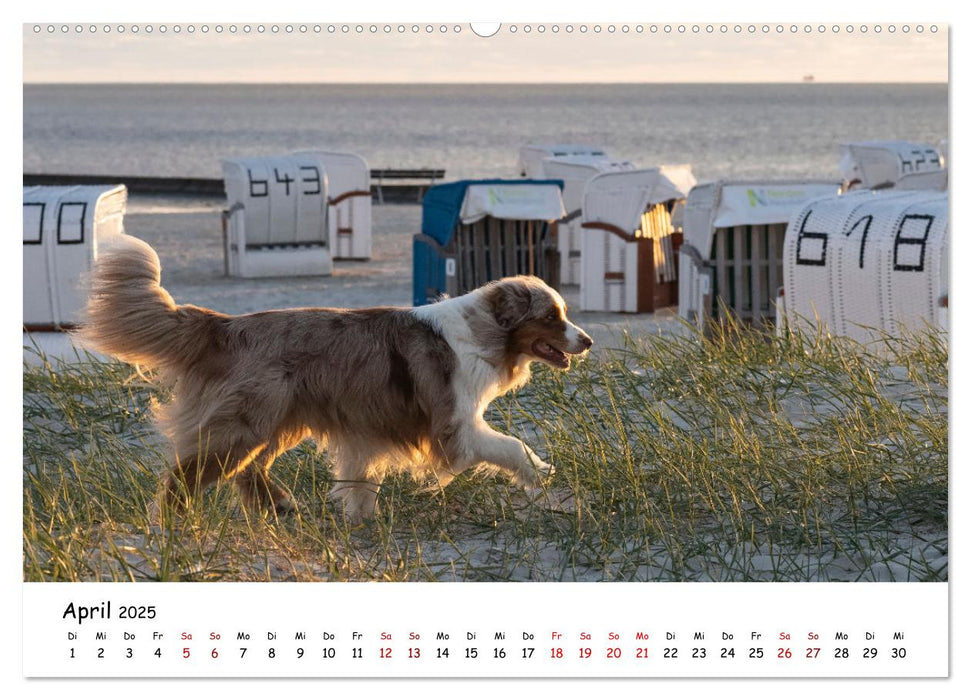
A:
17,2,955,694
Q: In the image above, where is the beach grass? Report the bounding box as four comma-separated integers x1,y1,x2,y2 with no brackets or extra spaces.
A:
22,320,947,582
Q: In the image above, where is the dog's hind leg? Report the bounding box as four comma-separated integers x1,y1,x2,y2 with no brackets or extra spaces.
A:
233,429,309,515
234,454,293,515
159,440,265,514
159,454,218,514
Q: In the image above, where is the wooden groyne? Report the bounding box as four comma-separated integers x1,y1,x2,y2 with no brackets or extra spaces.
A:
24,173,225,196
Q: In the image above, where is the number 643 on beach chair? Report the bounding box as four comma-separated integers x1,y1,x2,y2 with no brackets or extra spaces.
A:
221,152,374,278
222,154,333,279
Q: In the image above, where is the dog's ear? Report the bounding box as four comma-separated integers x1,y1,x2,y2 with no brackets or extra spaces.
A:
490,279,533,329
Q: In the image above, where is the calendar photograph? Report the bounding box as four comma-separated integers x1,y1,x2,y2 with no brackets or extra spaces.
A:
22,21,948,590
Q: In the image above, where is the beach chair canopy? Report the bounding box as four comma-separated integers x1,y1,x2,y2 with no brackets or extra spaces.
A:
582,166,697,234
421,179,566,246
518,144,608,178
683,180,841,260
838,140,943,189
541,155,637,212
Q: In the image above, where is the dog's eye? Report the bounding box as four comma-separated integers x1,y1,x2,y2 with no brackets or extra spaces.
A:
547,310,560,321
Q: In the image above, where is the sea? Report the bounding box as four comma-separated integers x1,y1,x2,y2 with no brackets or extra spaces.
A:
23,83,948,183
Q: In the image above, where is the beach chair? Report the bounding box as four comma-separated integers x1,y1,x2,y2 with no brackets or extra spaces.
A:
518,143,608,179
413,179,566,306
838,140,944,191
540,155,637,285
579,166,696,313
779,189,948,343
678,180,840,330
23,184,127,331
222,155,332,278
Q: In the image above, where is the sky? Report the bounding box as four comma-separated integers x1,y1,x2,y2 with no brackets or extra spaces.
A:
22,22,947,84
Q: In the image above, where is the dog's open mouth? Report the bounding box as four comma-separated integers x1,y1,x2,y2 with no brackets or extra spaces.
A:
531,340,571,369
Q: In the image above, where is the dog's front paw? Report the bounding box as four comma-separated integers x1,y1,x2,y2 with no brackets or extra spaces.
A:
518,456,555,489
274,493,298,517
535,458,555,481
327,485,378,527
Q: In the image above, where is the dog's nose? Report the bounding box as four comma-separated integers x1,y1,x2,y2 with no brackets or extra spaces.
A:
580,333,593,349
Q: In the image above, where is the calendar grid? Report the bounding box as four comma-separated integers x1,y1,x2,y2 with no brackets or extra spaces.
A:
23,582,948,678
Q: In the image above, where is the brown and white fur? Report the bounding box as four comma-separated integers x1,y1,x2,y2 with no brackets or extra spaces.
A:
80,235,592,523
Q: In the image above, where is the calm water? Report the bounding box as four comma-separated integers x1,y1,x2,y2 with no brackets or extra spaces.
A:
23,83,948,182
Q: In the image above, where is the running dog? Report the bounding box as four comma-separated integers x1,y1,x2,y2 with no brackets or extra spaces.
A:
81,235,592,522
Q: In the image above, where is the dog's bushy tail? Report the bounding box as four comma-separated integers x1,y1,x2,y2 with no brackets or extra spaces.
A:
79,234,217,369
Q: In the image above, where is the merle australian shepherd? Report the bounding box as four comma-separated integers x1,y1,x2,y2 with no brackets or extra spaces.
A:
81,235,592,522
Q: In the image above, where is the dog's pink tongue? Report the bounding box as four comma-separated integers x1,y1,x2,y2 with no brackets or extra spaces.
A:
532,340,569,368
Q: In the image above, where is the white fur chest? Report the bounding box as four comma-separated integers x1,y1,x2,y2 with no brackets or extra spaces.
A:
411,295,507,417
